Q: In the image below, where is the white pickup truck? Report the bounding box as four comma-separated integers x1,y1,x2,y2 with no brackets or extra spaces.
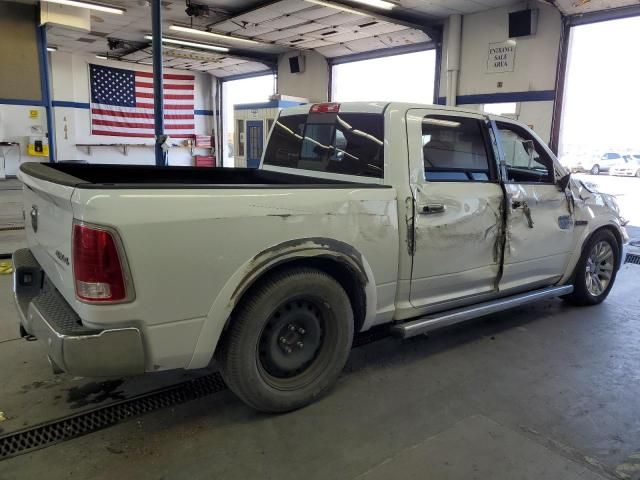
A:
13,102,628,412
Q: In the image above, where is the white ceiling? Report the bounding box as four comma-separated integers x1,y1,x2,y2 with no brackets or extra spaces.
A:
42,0,640,77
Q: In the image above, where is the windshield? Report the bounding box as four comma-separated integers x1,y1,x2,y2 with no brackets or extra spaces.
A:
263,112,384,178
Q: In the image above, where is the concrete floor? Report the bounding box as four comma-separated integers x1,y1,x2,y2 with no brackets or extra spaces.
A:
0,261,639,479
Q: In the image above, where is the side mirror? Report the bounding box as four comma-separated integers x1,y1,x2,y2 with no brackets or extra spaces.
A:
558,172,571,191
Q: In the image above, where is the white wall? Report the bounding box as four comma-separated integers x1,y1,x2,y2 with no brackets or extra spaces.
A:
277,51,328,102
51,52,214,165
440,2,562,142
0,105,48,176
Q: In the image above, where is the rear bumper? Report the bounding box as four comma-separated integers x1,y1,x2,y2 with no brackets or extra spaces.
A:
12,248,145,377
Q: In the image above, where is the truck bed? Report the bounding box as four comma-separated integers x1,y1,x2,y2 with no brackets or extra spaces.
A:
20,163,384,189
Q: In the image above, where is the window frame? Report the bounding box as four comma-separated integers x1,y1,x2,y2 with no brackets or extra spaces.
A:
420,114,499,184
494,120,557,185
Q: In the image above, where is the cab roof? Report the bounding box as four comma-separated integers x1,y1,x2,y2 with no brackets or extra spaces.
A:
279,101,490,117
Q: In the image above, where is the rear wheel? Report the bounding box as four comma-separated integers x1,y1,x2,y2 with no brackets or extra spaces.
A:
564,229,619,306
590,164,600,175
635,169,640,178
218,268,354,413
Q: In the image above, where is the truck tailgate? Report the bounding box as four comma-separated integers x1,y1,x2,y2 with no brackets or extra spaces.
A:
19,171,77,305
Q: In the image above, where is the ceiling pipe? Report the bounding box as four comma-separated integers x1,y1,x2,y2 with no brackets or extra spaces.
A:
445,13,461,107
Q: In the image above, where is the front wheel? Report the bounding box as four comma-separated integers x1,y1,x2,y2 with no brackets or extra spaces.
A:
590,164,600,175
564,229,619,306
217,268,354,413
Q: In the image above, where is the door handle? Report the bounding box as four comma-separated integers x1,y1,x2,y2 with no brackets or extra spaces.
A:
420,203,446,214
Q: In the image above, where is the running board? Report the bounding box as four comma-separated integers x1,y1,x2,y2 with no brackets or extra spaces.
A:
391,285,574,339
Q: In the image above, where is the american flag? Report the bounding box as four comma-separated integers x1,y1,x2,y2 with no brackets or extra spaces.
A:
89,64,195,138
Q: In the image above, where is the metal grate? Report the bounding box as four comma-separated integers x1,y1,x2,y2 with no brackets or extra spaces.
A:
0,328,390,461
625,253,640,265
0,372,227,461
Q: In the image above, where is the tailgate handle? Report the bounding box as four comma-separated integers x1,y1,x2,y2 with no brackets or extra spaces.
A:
420,203,446,214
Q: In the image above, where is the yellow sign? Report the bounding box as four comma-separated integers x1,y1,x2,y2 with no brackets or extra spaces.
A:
29,110,39,119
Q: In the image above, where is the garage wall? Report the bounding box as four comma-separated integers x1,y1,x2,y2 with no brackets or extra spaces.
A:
50,52,214,165
277,51,328,102
439,2,562,142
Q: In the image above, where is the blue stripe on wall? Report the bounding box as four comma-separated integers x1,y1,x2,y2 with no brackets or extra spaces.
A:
52,100,90,109
436,90,556,105
0,98,44,106
50,102,215,116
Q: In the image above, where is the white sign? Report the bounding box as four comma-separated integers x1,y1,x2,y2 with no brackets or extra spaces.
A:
487,41,516,73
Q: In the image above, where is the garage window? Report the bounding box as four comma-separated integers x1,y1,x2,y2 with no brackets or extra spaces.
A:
422,115,492,182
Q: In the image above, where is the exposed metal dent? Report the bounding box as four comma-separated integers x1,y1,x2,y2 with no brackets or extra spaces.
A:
404,196,415,256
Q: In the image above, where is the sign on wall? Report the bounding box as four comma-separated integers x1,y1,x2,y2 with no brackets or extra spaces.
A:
487,41,516,73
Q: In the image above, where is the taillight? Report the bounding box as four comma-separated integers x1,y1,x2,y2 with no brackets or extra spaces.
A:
72,222,132,303
310,103,340,113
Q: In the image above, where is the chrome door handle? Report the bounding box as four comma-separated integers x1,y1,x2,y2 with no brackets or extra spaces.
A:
420,203,446,214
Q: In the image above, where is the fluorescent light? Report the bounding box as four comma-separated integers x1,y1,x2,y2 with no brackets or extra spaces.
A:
169,25,259,45
350,0,394,10
47,46,58,52
144,35,229,52
95,54,107,59
42,0,125,14
304,0,367,16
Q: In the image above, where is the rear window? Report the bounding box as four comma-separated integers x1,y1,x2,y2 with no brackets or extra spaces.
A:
263,113,384,178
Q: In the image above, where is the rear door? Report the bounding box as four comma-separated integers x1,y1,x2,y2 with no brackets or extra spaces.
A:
493,120,575,291
407,109,504,308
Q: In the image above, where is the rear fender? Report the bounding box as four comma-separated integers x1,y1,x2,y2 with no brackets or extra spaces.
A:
187,237,377,369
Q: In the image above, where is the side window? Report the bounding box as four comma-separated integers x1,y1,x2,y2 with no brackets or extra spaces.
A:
497,123,554,184
421,115,491,182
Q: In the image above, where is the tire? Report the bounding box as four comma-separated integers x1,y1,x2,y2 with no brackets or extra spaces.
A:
217,267,354,413
590,164,600,175
635,169,640,178
563,229,619,306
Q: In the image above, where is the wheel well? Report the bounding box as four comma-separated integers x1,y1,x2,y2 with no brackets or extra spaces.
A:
228,257,367,335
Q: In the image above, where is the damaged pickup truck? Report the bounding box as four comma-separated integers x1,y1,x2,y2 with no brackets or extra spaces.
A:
13,102,628,412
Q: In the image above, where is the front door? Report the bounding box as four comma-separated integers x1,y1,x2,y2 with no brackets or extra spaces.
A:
493,120,575,291
407,109,504,309
246,120,264,168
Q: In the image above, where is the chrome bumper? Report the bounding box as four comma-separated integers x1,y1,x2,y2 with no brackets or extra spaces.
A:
12,248,145,377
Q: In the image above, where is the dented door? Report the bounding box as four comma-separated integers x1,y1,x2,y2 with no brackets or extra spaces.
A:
406,109,504,308
493,120,575,291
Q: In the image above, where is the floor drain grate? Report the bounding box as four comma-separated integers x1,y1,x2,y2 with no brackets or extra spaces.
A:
0,372,227,461
625,253,640,265
0,329,389,461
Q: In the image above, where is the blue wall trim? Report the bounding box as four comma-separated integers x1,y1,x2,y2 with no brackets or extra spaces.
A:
51,102,214,116
234,100,304,111
52,100,90,109
0,98,44,107
436,90,556,105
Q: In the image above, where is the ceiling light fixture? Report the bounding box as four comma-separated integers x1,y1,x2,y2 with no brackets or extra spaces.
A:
95,54,108,59
47,46,58,52
304,0,367,16
41,0,125,15
350,0,394,10
169,25,259,45
143,35,229,53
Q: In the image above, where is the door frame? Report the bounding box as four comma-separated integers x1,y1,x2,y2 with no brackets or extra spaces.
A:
245,120,264,168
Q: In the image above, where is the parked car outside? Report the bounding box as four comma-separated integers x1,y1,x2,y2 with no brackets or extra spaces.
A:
568,152,623,175
609,155,640,177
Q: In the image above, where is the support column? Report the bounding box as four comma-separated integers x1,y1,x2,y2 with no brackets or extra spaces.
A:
151,0,165,166
36,25,56,162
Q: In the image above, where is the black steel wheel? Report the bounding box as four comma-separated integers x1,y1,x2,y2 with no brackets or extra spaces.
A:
217,267,354,412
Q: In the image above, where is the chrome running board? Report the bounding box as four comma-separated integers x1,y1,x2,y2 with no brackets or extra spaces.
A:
392,285,574,339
